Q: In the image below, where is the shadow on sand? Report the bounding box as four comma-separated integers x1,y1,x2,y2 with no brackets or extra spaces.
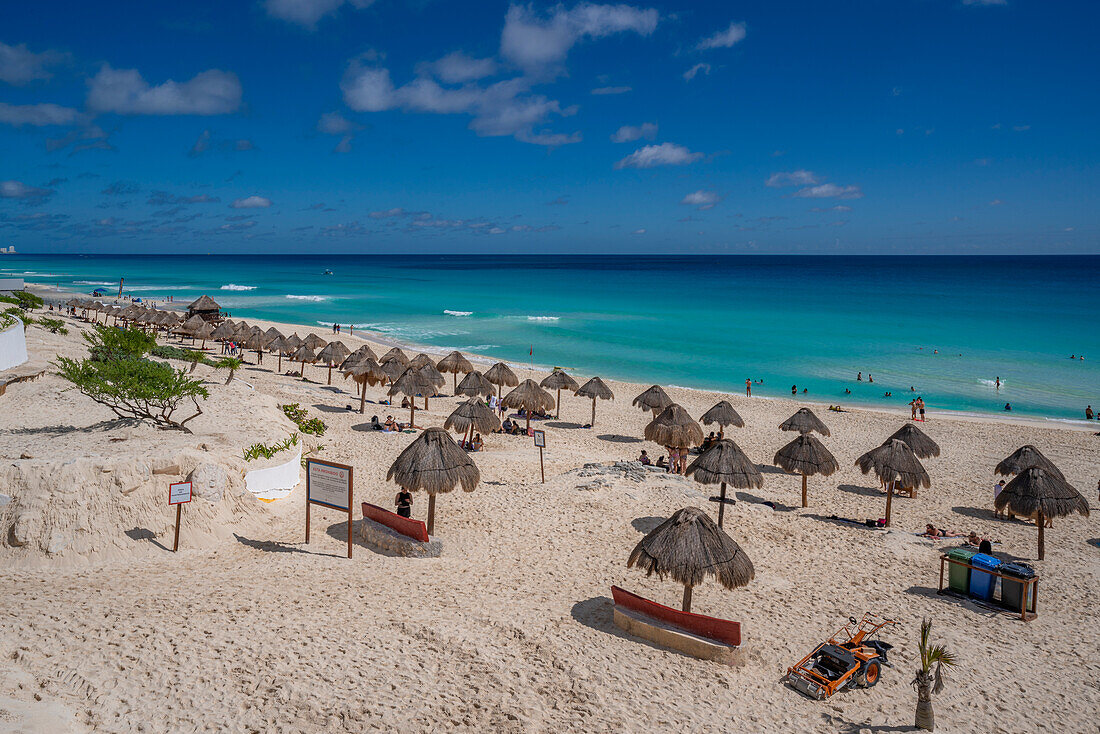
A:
838,483,886,498
545,421,583,429
631,516,665,534
570,596,699,661
324,519,401,557
598,434,642,444
736,492,794,512
233,533,345,558
124,527,170,552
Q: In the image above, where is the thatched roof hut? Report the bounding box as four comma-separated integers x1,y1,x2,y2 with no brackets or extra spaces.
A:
779,407,830,437
773,434,839,508
344,358,387,413
379,347,409,366
633,385,672,417
444,398,501,441
995,467,1089,559
485,362,519,397
574,376,614,426
263,326,283,343
266,335,293,371
437,351,474,392
379,358,407,383
644,404,703,449
887,423,940,459
388,368,435,427
303,333,328,351
387,427,480,535
409,353,435,370
502,379,555,431
700,401,745,435
456,370,495,398
283,333,303,352
178,314,206,336
856,439,931,526
186,295,221,322
316,341,351,384
211,321,237,341
686,439,762,527
540,369,579,419
290,344,318,380
995,445,1065,480
348,344,379,364
627,506,754,612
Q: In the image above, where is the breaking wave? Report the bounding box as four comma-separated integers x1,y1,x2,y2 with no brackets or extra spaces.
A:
443,310,473,317
220,284,256,291
286,295,328,302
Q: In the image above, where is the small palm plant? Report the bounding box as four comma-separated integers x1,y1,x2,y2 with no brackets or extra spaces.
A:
913,618,957,731
215,356,243,384
185,350,203,374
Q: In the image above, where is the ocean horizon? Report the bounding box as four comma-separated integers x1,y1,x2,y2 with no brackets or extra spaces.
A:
6,253,1098,423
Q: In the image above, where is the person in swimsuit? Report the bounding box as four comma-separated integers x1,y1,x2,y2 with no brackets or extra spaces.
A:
395,489,412,518
745,379,751,397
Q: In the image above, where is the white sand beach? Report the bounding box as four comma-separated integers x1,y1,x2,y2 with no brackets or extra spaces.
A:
1,303,1098,733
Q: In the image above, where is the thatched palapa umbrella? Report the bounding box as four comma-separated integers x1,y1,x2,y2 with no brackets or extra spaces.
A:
686,439,762,528
633,385,672,418
242,333,271,364
437,351,474,392
379,357,407,385
995,468,1088,559
887,423,940,459
347,344,379,364
444,398,501,448
387,427,480,536
303,333,328,351
502,379,555,431
211,320,237,351
409,353,435,370
193,321,215,350
780,407,830,436
995,445,1065,481
389,367,435,428
267,335,292,372
855,439,931,526
456,370,495,398
628,507,754,613
415,363,446,409
345,358,386,413
574,376,613,427
485,362,519,399
644,404,703,450
316,341,351,384
290,344,318,380
773,433,839,508
700,401,745,438
379,347,409,366
540,369,579,419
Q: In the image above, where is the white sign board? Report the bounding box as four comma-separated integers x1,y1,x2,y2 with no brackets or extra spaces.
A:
532,429,546,448
168,481,192,505
306,459,352,511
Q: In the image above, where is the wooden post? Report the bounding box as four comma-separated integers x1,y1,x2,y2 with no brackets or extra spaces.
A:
453,372,457,393
539,446,545,483
591,397,596,427
938,554,945,592
718,482,727,528
305,481,312,543
359,384,366,414
346,508,353,559
172,503,182,552
801,473,808,508
277,353,282,372
409,403,416,429
884,480,894,527
1037,511,1045,560
427,493,436,536
556,387,561,419
682,585,693,613
327,365,333,384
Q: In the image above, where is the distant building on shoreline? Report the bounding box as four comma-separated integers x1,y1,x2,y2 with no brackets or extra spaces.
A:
0,246,16,254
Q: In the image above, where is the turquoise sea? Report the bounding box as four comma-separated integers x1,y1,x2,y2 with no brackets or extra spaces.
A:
4,254,1099,423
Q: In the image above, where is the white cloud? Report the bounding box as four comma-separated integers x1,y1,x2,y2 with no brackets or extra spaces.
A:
989,199,1003,206
419,52,498,84
610,122,657,143
631,228,646,235
591,85,631,95
500,3,658,74
681,190,721,210
766,170,818,187
791,183,863,199
87,65,242,115
1012,124,1030,131
342,63,579,146
0,42,67,85
683,63,710,81
230,195,272,209
615,142,702,169
696,21,746,51
0,180,53,201
188,129,211,157
265,0,376,28
369,208,405,219
317,111,357,135
809,204,852,213
0,102,80,127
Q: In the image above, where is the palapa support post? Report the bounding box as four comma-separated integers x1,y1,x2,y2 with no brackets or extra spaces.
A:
427,493,436,536
884,480,894,527
556,387,561,419
359,384,367,414
327,365,333,385
718,482,727,528
801,473,808,508
409,403,416,429
173,504,182,552
682,585,693,613
1037,511,1045,560
591,397,597,427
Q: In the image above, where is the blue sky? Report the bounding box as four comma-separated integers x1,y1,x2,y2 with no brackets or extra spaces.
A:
0,0,1096,254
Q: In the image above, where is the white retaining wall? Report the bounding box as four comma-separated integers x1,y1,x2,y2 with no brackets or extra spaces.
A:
244,449,302,500
0,322,28,372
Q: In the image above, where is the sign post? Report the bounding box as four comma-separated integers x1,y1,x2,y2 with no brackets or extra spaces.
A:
533,429,546,484
305,458,354,558
168,481,192,552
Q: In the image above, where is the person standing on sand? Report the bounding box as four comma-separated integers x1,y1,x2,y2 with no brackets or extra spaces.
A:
395,489,412,518
909,399,918,420
917,397,926,421
745,379,751,397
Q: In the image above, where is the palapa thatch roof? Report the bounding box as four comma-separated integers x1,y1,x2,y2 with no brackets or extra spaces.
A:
379,347,409,365
417,362,446,389
994,467,1089,521
379,358,407,383
456,370,495,397
686,439,763,489
211,321,237,340
632,385,672,413
485,362,519,388
267,335,292,355
409,353,435,369
501,379,555,412
444,399,501,435
343,358,386,385
628,507,755,590
388,367,435,399
178,314,207,335
540,369,579,392
779,407,831,436
855,438,931,489
232,322,253,341
437,351,474,375
187,295,220,312
283,334,303,351
302,333,328,351
348,344,379,363
995,445,1065,480
644,404,704,448
242,332,270,351
700,400,745,429
575,376,614,401
886,423,940,459
290,344,318,363
263,326,284,343
387,427,480,495
773,433,839,477
316,341,351,367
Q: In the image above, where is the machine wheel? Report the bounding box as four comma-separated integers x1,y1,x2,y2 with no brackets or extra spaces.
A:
858,658,882,688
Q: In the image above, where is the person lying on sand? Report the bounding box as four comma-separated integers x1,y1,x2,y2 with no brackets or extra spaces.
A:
921,524,964,538
965,531,995,547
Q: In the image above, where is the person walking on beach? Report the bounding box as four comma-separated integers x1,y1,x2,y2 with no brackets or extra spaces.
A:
916,396,926,421
745,379,752,397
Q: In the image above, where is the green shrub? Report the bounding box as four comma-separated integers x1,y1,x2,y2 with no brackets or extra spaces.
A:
243,433,299,462
280,402,326,436
11,291,44,310
36,317,68,335
84,325,156,362
151,344,217,366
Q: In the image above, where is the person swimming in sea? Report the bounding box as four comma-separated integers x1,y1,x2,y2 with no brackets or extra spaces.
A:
1004,402,1012,411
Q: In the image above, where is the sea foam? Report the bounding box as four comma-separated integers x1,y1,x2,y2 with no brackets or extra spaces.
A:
443,310,473,316
286,295,328,302
527,315,560,322
220,284,257,291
